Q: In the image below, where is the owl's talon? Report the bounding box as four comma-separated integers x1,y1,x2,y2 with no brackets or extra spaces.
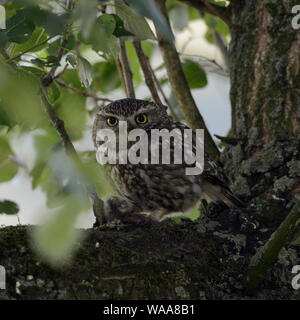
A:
104,195,147,224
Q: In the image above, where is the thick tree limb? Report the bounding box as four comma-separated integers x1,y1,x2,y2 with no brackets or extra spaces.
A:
154,0,220,160
1,193,299,299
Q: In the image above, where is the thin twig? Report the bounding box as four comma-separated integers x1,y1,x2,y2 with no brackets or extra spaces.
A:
133,41,162,105
53,64,69,81
245,200,300,294
213,31,229,68
6,35,57,63
118,39,135,98
56,79,113,102
154,0,220,160
149,63,180,122
214,134,239,146
0,49,17,68
116,57,127,92
40,85,106,225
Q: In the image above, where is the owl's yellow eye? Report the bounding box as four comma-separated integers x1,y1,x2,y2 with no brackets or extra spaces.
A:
135,114,148,124
106,117,118,127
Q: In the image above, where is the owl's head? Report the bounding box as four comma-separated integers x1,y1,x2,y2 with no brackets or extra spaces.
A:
92,98,171,147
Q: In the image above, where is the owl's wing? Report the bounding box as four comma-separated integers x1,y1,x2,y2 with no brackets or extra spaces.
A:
173,122,245,208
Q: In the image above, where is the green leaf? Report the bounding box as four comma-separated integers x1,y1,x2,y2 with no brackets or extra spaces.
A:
126,0,174,43
183,60,208,89
0,107,13,128
215,19,230,36
0,200,19,215
81,15,120,59
32,55,60,68
93,61,121,93
9,28,48,57
6,10,35,44
20,65,45,78
77,56,94,88
0,62,45,130
23,6,70,36
205,29,215,44
34,130,60,162
189,7,200,20
32,198,83,266
205,14,229,37
0,136,18,183
61,69,83,90
66,53,77,68
111,14,134,37
56,89,87,140
125,42,142,87
30,161,46,190
115,0,156,41
74,0,98,40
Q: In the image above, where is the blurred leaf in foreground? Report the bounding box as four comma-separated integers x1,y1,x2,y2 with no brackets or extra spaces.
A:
31,198,84,266
0,62,47,130
115,0,156,41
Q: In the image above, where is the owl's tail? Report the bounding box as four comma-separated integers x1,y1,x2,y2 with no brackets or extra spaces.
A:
201,181,246,208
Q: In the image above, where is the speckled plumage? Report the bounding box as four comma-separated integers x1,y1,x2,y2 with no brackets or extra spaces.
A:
93,98,244,222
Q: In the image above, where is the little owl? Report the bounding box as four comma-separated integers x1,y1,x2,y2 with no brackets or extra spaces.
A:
92,98,244,223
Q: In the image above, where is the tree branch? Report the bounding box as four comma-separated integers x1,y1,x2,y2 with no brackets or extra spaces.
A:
149,64,180,122
133,41,162,105
118,39,135,98
55,79,113,103
6,35,57,64
154,0,220,160
39,25,106,225
133,41,179,121
245,200,300,294
39,85,105,225
179,0,232,26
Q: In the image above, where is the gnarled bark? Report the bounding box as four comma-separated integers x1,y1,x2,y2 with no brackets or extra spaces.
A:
230,0,300,144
